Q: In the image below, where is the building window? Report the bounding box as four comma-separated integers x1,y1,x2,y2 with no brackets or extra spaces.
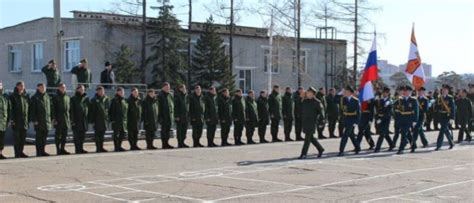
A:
263,48,279,73
64,40,80,71
32,43,43,72
8,45,22,72
292,49,307,73
238,70,252,92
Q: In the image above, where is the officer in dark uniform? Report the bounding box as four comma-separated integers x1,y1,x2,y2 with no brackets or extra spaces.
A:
338,86,361,156
257,90,270,143
455,89,471,143
425,91,434,131
204,87,219,147
52,83,71,155
316,88,328,139
468,84,474,136
336,87,345,138
10,81,30,158
0,82,9,159
268,85,283,142
218,88,232,146
142,89,159,149
109,87,128,152
189,85,205,147
374,87,394,152
412,87,429,151
282,87,294,141
432,89,441,131
70,85,90,154
158,82,174,149
356,98,375,150
174,84,189,148
71,58,92,89
298,87,325,159
293,87,305,141
232,89,246,145
245,90,258,144
326,88,339,138
89,86,110,152
41,60,61,94
127,88,142,150
30,83,52,157
392,87,402,147
434,84,456,150
396,85,419,154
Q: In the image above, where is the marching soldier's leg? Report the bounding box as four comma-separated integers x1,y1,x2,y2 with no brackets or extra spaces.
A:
146,130,157,149
338,121,344,138
127,130,134,150
393,121,400,147
446,123,454,149
207,124,217,147
411,124,420,152
317,125,326,139
161,124,173,149
328,118,337,138
55,130,61,155
95,130,107,152
283,119,293,141
271,119,281,142
60,129,69,154
458,121,466,143
397,126,409,154
310,137,324,157
245,124,255,144
419,126,429,147
299,133,311,159
35,130,43,156
349,127,361,154
295,118,303,140
73,130,80,153
364,125,375,149
0,131,5,159
221,123,230,146
258,122,268,143
436,120,446,150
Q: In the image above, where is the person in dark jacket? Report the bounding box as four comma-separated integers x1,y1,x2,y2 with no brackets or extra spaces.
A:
245,90,258,144
232,89,246,145
456,89,472,143
109,87,128,152
396,86,419,154
70,85,90,154
338,86,361,156
189,85,205,147
204,87,219,147
10,81,30,158
71,58,92,89
282,87,294,141
356,98,376,150
268,85,283,142
52,83,71,155
41,60,61,94
158,82,174,149
434,85,455,150
326,88,339,138
316,88,328,139
174,84,189,148
412,87,429,151
293,87,305,141
299,87,325,159
218,88,232,146
127,88,142,150
374,87,394,152
0,82,10,159
30,83,52,157
100,61,115,89
257,90,270,143
89,86,110,152
142,89,159,149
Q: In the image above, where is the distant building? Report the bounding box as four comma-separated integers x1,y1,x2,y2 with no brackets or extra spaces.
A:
0,11,347,92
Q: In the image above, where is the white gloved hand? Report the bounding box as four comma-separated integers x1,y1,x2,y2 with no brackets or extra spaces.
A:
449,119,454,125
384,100,391,107
353,124,357,128
376,119,381,125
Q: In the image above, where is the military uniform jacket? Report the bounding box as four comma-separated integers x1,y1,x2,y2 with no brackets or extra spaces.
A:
158,92,174,125
301,97,323,135
268,91,282,120
189,93,205,125
293,94,303,120
232,96,246,125
71,66,92,84
257,96,269,125
325,94,340,120
417,96,429,122
41,65,61,88
375,97,392,121
204,93,219,125
142,96,159,131
218,96,232,125
0,93,10,132
109,95,128,131
174,91,189,123
435,95,455,120
29,91,52,131
70,93,90,131
127,95,142,132
52,92,71,130
395,97,419,125
282,93,294,120
89,95,110,131
339,96,360,126
455,98,472,123
10,89,29,131
245,96,258,127
361,99,375,122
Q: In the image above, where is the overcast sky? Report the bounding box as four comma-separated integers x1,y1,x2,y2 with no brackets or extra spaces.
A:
1,0,472,76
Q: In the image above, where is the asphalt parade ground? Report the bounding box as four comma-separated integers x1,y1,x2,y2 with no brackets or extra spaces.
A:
0,127,473,203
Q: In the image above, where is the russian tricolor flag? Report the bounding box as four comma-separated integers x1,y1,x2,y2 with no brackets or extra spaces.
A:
358,34,378,111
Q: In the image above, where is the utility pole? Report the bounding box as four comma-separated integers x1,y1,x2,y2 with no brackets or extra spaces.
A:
324,4,328,92
229,0,234,76
141,0,147,84
268,9,274,93
53,0,62,79
353,0,358,88
296,0,301,87
187,0,192,87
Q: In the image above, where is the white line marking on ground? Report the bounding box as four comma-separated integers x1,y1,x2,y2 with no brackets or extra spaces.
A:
394,197,430,202
361,179,474,203
77,190,130,202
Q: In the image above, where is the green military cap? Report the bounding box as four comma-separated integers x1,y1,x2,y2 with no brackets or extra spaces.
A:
345,85,354,93
442,84,451,89
48,59,56,64
307,86,317,94
80,58,88,63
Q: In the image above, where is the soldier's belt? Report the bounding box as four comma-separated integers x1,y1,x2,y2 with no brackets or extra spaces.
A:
362,111,370,113
399,111,414,115
439,111,449,114
377,114,384,117
343,112,357,116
